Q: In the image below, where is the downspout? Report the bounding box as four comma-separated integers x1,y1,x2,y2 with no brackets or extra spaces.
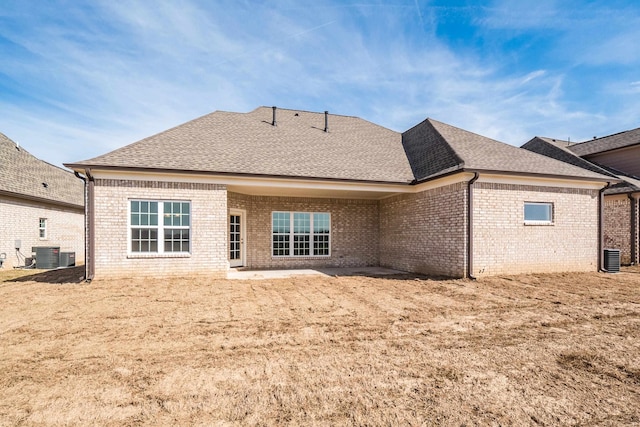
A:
630,193,638,265
74,171,88,280
467,172,480,279
598,182,611,272
85,169,96,282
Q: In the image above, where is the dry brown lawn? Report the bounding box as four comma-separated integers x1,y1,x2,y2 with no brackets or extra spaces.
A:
1,266,639,426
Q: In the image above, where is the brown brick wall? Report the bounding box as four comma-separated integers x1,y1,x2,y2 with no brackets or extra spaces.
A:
93,179,228,278
228,192,379,269
473,183,599,275
603,194,634,265
0,195,84,269
634,195,639,265
379,182,468,277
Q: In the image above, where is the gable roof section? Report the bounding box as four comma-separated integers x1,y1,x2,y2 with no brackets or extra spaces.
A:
67,107,415,184
568,126,640,157
0,133,84,208
404,119,612,182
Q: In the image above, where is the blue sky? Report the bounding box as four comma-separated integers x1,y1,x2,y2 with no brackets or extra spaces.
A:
1,0,640,168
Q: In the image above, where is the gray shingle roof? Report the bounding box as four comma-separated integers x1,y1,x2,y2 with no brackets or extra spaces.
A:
404,119,612,182
522,137,616,177
0,133,84,208
521,136,637,195
68,107,415,183
569,127,640,156
67,107,612,185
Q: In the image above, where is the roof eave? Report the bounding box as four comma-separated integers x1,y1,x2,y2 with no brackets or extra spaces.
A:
413,167,618,185
64,164,415,186
462,168,618,184
0,189,84,210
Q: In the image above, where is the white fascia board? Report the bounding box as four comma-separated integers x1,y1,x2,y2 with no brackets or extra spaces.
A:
90,169,414,194
88,169,477,198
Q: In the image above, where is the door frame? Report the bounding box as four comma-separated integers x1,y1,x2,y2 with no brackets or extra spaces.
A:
229,208,246,267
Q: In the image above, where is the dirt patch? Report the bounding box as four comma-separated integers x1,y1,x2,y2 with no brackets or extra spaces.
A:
6,266,85,284
0,267,639,425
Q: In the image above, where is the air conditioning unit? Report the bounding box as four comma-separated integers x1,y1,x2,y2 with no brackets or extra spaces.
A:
604,249,620,273
59,252,76,267
33,246,60,269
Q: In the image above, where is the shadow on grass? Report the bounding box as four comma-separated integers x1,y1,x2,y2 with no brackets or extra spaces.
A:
8,266,85,284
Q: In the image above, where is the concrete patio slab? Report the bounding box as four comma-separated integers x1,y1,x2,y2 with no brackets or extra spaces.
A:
227,266,406,280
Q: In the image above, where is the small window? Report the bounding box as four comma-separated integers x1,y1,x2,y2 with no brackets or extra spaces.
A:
39,218,47,239
524,202,553,224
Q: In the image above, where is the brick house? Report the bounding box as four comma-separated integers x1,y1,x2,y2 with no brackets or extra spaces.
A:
1,133,84,269
523,129,640,265
65,107,612,279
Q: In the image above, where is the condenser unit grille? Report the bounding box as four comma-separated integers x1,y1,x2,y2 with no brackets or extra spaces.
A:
604,249,620,273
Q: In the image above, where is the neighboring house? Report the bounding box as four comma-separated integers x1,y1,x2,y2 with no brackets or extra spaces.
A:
0,133,85,269
65,107,612,280
523,130,640,265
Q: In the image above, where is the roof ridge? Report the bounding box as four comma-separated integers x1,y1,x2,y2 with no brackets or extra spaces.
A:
255,106,360,119
425,118,465,166
574,126,640,145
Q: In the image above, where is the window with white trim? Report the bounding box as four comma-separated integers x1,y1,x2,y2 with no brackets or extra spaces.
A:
39,218,47,239
272,212,330,257
524,202,553,224
130,200,191,254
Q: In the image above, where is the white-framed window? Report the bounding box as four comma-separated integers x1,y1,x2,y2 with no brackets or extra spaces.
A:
129,200,191,254
39,218,47,239
524,202,553,225
272,211,330,257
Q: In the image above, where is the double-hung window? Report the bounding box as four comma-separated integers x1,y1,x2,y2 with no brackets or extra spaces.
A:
272,212,330,257
130,200,191,254
39,218,47,239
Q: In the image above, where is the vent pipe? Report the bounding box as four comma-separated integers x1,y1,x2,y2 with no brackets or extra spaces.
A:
272,106,277,126
324,111,329,132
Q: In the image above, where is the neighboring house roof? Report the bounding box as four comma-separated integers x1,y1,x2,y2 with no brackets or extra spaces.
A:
67,107,415,184
67,106,612,185
404,119,612,182
522,136,638,195
568,127,640,157
521,137,616,177
597,167,640,195
0,133,84,208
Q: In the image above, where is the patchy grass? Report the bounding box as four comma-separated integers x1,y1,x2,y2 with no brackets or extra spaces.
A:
1,267,639,425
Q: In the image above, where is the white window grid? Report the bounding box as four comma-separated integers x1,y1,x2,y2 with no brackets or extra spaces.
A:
129,200,191,254
39,218,47,239
272,211,331,257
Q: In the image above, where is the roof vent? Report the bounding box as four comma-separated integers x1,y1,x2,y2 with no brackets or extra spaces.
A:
42,182,48,188
324,111,329,133
272,106,277,126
